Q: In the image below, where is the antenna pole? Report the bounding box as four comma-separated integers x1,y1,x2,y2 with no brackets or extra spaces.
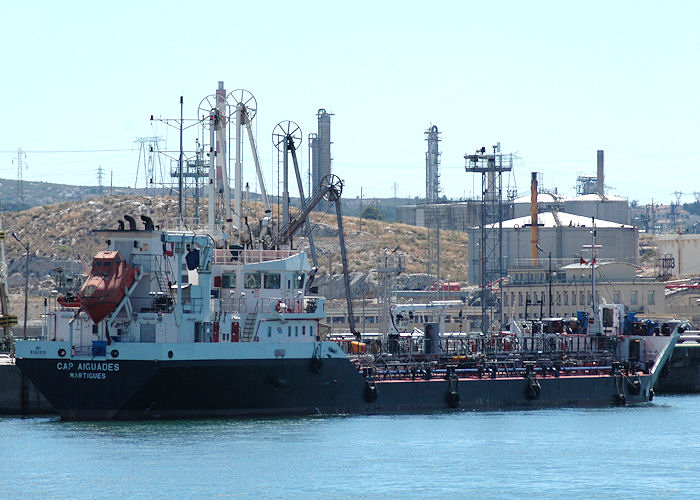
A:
178,96,184,226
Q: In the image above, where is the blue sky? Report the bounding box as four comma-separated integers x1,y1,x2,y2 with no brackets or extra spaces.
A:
1,1,698,204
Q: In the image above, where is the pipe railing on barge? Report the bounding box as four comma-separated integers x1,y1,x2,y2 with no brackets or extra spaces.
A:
357,362,633,382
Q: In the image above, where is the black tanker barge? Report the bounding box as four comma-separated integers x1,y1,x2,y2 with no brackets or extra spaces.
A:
12,84,686,419
14,218,685,420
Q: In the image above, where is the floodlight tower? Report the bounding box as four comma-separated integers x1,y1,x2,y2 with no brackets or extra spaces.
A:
465,143,512,333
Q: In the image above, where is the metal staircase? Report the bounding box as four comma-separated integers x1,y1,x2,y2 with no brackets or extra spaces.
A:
241,314,257,341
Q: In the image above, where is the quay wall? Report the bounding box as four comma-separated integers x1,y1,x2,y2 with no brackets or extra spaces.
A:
0,363,54,415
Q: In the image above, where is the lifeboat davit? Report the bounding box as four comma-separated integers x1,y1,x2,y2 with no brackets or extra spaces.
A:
78,251,138,323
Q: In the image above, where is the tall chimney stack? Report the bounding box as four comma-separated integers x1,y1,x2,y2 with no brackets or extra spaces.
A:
597,150,604,196
530,172,539,260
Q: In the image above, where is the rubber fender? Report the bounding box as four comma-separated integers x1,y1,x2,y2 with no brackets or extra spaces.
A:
613,393,626,406
525,378,541,400
364,382,378,403
627,377,642,396
309,356,324,374
445,390,460,408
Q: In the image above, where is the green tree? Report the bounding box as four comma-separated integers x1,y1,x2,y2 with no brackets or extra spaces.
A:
361,205,383,220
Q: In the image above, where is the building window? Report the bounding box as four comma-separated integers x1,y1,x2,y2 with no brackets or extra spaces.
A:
580,291,585,305
613,291,621,303
511,293,515,305
630,291,638,305
519,293,523,306
556,292,561,305
648,291,655,305
587,292,592,305
572,292,576,306
504,294,508,306
564,292,569,305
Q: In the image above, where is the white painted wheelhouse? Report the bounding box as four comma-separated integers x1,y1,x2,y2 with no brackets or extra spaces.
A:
43,227,325,356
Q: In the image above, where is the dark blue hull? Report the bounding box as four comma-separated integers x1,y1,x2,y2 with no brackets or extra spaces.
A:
16,356,654,420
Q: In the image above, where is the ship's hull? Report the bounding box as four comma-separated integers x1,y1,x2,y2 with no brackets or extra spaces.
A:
16,354,654,420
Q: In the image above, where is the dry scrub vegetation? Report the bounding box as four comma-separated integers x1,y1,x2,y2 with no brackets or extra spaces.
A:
4,196,469,280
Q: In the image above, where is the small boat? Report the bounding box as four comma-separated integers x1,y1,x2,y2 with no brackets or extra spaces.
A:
77,251,138,323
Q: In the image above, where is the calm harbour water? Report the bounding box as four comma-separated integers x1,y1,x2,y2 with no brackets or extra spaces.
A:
2,395,700,499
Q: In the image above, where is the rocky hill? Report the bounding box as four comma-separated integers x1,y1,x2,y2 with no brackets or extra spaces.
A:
2,195,469,294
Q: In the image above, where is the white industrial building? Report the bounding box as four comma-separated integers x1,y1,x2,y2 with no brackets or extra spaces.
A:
563,193,630,225
468,211,638,285
513,192,565,218
655,233,700,276
502,261,664,321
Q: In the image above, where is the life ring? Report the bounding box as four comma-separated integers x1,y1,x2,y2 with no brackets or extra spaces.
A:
275,301,283,313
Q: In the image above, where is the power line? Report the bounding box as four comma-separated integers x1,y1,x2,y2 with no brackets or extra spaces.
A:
0,148,132,154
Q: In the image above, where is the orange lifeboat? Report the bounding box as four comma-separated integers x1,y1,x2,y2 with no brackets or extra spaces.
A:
78,251,138,323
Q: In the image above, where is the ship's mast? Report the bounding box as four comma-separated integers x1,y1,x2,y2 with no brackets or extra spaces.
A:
178,96,184,227
582,217,602,333
215,82,232,229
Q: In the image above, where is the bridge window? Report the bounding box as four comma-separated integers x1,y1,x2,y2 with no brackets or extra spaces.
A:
294,273,305,289
222,273,236,289
264,273,281,289
244,272,261,289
